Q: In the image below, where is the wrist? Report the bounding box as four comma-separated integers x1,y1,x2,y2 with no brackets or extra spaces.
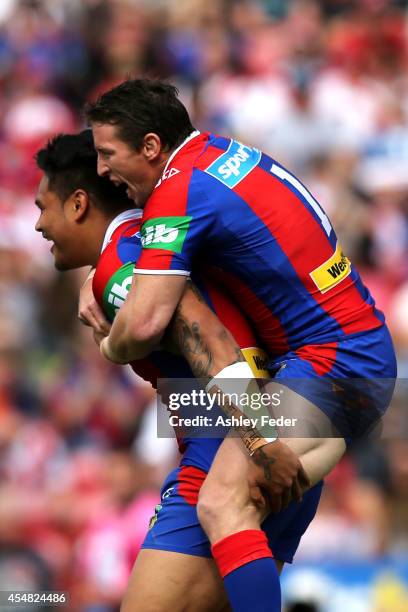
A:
206,361,278,455
246,435,278,457
100,337,128,364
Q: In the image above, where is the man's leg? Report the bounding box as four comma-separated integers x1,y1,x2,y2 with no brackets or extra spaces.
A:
121,549,230,612
197,433,345,612
121,550,286,612
198,436,282,612
121,463,232,611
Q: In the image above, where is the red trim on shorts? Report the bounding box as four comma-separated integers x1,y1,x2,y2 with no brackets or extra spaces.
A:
212,530,273,578
178,465,207,505
295,342,338,376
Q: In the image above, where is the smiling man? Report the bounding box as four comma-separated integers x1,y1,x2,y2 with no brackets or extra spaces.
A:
84,79,396,612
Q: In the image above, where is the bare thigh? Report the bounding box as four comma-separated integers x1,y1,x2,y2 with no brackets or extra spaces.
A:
197,432,345,543
281,436,346,486
121,549,230,612
264,380,347,485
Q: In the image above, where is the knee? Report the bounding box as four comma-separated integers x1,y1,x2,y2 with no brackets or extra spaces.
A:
197,485,226,534
197,482,259,544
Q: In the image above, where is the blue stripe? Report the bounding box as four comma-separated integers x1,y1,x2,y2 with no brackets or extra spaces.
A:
259,157,338,251
191,170,346,348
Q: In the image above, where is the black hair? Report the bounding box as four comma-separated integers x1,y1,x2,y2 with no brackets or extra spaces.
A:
35,130,133,214
85,78,195,152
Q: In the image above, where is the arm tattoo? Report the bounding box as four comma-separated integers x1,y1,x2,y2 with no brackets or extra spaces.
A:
251,446,276,481
173,311,213,380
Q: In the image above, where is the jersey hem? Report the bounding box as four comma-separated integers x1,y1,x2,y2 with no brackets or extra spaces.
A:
141,543,211,558
134,268,190,276
284,321,384,354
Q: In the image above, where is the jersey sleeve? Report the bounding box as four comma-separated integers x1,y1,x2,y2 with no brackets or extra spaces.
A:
135,170,215,275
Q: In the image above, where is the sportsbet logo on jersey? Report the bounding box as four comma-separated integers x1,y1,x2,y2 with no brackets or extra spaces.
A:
141,216,192,252
102,262,134,321
310,242,351,293
205,140,262,188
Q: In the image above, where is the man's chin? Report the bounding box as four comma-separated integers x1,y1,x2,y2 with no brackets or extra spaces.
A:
54,258,70,272
127,187,149,208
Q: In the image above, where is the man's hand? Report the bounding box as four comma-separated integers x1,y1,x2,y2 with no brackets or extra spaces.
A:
78,268,111,336
248,439,310,513
93,328,109,347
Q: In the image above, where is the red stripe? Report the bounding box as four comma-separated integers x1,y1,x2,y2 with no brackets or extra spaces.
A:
137,168,193,271
212,530,273,578
204,266,289,355
234,168,381,336
93,220,142,306
295,342,338,376
178,465,207,505
196,143,230,170
201,276,259,348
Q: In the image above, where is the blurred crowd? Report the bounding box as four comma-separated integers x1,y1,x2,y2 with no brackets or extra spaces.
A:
0,0,408,610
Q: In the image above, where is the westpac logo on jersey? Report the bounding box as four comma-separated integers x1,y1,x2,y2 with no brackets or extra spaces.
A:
310,242,351,294
205,140,262,189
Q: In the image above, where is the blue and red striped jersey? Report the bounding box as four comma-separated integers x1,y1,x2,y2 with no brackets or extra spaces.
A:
136,132,384,356
92,210,270,469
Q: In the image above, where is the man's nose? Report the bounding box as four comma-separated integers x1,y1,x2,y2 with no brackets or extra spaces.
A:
35,217,42,232
97,156,109,177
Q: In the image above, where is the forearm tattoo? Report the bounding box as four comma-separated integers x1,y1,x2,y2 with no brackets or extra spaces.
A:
173,311,213,381
250,446,276,481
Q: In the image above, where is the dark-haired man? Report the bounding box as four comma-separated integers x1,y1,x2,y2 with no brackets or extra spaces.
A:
82,78,396,611
35,131,332,612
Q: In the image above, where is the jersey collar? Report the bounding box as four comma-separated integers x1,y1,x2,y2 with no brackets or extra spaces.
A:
101,209,142,253
159,130,201,181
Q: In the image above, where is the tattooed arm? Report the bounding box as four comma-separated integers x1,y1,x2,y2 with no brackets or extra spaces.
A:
168,282,309,511
167,281,244,384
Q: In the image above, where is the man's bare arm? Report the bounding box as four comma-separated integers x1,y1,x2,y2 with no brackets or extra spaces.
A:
100,273,187,363
168,282,244,383
168,283,310,511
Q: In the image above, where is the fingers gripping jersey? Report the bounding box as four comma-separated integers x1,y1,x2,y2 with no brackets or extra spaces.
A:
92,210,269,470
135,133,385,356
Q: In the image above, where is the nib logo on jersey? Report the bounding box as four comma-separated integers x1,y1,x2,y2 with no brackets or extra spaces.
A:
141,216,192,253
205,139,262,188
102,262,134,320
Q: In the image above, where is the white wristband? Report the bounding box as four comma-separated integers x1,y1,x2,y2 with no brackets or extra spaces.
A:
206,361,278,448
205,361,254,395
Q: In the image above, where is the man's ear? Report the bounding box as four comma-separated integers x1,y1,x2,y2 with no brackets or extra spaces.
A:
142,133,162,161
67,189,90,222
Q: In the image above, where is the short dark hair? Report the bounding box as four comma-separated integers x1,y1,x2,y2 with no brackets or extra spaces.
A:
35,130,133,214
85,79,195,152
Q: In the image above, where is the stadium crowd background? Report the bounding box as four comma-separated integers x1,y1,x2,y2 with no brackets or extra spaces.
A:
0,0,407,610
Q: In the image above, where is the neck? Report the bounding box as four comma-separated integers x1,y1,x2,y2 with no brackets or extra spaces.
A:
79,210,122,268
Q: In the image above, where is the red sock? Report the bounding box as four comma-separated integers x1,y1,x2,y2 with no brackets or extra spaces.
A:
211,529,273,578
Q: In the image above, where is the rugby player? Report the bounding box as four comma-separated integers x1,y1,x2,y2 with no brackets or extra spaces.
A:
35,131,332,612
82,79,397,611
